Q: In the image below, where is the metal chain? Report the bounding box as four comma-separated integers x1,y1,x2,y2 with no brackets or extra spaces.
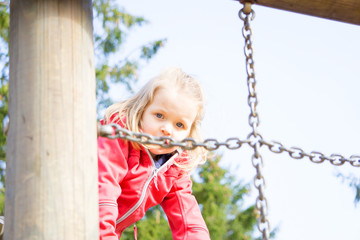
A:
261,139,360,167
239,3,270,239
99,124,360,167
100,124,360,170
99,123,250,151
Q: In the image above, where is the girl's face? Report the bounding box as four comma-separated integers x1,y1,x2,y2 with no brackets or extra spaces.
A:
140,87,198,156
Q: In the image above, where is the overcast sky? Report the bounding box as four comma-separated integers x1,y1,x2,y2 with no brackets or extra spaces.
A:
112,1,360,239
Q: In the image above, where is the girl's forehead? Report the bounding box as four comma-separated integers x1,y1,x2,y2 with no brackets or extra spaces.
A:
151,88,198,120
154,87,191,103
155,86,190,97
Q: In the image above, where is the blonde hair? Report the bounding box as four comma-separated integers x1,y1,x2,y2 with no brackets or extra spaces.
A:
104,67,207,172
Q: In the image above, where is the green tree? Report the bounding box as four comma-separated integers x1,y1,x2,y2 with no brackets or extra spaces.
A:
120,206,173,240
0,0,165,215
0,4,9,215
92,0,165,112
193,154,257,239
120,154,259,239
336,172,360,206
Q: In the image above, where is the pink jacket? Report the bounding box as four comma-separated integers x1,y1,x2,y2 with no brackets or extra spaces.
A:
98,120,210,240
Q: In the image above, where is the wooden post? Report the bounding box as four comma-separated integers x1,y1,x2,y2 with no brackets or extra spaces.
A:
242,0,360,26
6,0,98,239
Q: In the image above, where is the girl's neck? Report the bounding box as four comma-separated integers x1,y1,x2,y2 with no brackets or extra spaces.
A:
151,151,175,161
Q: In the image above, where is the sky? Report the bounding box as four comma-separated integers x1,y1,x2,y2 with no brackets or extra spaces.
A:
112,0,360,239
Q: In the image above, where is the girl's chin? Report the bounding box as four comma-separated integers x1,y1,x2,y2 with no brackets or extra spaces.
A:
149,147,177,156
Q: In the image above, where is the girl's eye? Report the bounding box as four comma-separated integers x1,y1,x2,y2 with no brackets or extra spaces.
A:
176,122,184,128
155,113,163,119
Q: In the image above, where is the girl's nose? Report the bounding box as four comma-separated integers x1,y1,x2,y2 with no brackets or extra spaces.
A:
161,124,172,136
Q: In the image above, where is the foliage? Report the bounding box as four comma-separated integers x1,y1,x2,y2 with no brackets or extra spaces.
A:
336,172,360,206
0,188,3,215
120,205,172,240
93,0,165,112
0,3,9,192
193,154,257,239
120,154,259,239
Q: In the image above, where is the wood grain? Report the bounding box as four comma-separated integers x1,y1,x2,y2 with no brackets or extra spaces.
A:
6,0,98,239
241,0,360,25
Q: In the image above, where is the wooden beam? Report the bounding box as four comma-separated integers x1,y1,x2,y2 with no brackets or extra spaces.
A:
241,0,360,25
6,0,98,239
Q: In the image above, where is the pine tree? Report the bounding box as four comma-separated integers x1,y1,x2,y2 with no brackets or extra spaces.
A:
121,206,172,240
192,154,257,239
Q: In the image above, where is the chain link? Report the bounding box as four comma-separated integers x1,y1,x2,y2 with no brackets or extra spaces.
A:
239,3,271,239
100,124,360,168
99,123,250,151
261,139,360,167
99,125,360,168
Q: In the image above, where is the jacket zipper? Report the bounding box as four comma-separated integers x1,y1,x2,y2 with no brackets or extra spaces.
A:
116,167,158,224
115,150,178,225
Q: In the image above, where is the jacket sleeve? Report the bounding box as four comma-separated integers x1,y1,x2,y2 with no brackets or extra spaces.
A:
161,173,210,240
98,136,129,240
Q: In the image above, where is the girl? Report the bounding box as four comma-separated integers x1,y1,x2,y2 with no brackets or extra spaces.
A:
98,67,210,240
